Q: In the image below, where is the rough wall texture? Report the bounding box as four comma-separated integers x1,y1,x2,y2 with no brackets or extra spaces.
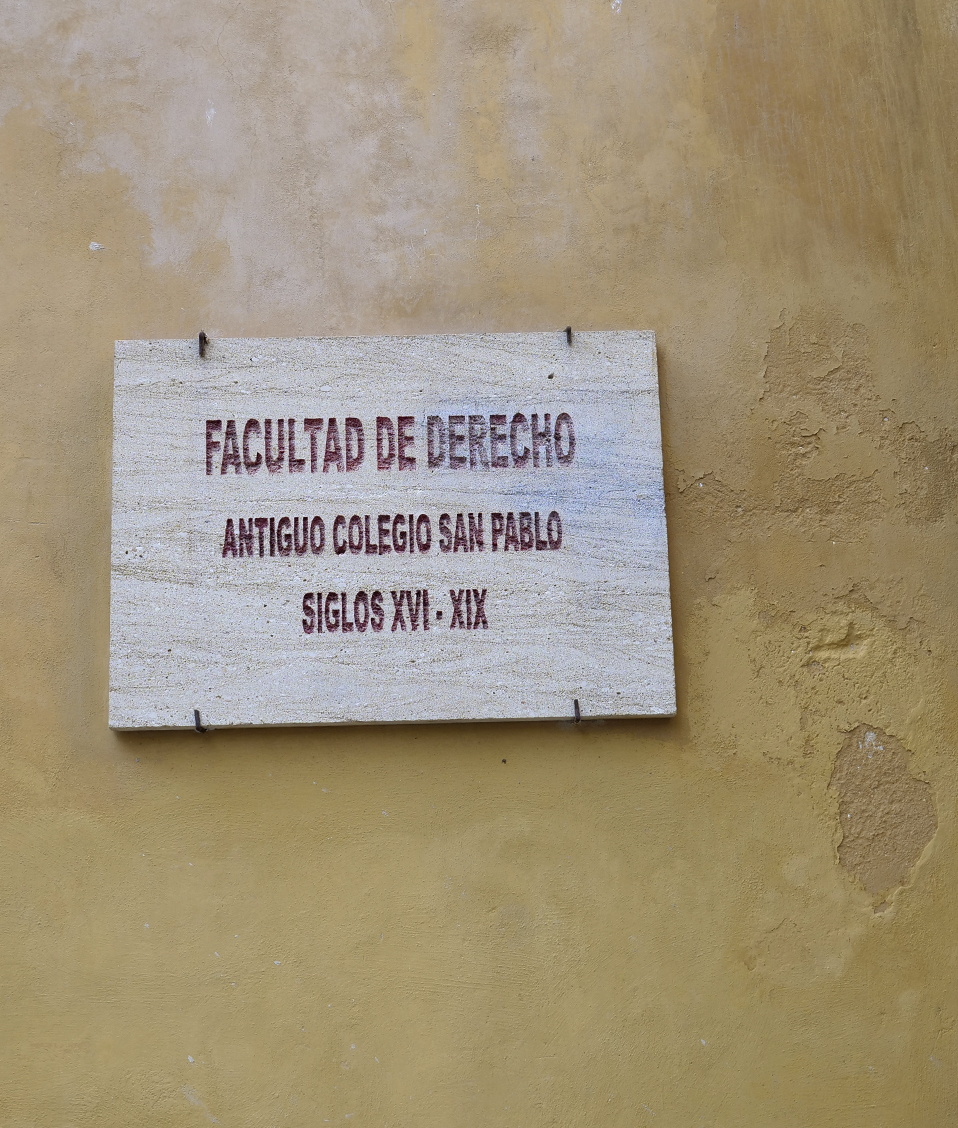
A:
1,2,955,1125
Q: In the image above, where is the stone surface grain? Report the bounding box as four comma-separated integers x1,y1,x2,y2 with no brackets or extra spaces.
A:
110,332,673,727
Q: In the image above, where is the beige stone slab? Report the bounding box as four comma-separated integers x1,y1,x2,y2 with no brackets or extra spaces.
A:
109,332,674,728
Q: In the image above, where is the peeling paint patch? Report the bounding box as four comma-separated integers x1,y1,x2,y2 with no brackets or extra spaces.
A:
829,725,936,904
805,616,871,665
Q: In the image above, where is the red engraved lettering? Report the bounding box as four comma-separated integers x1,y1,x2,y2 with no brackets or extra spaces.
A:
205,420,222,475
340,591,354,632
531,413,553,467
348,514,363,554
554,413,575,465
288,419,306,472
354,591,370,632
254,517,269,556
324,592,340,632
519,511,534,549
472,589,488,629
265,419,285,472
397,416,415,470
491,512,505,551
345,417,365,471
510,414,530,468
293,516,309,555
468,415,489,469
238,518,254,556
468,512,484,552
376,417,395,470
453,513,468,552
392,513,407,553
489,414,508,468
504,512,520,552
390,591,407,632
323,418,344,472
277,516,293,556
427,416,447,468
221,420,241,474
309,515,325,554
364,515,378,555
534,511,548,550
370,590,385,632
303,418,324,472
302,592,315,634
221,518,238,557
448,415,467,468
243,419,262,472
274,515,289,555
449,589,466,629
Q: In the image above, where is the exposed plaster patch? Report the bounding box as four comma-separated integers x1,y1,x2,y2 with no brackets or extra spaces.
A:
805,616,871,666
762,310,873,418
881,416,958,523
829,725,936,905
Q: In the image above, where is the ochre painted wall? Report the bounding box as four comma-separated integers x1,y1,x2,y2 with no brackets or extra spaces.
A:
2,2,956,1124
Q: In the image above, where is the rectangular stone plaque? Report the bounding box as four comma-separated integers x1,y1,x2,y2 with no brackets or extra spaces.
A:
109,332,674,728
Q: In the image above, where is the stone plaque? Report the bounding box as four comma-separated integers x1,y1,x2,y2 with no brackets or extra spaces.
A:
109,332,674,728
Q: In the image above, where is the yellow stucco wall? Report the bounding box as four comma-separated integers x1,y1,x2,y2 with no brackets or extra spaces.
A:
2,2,956,1124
